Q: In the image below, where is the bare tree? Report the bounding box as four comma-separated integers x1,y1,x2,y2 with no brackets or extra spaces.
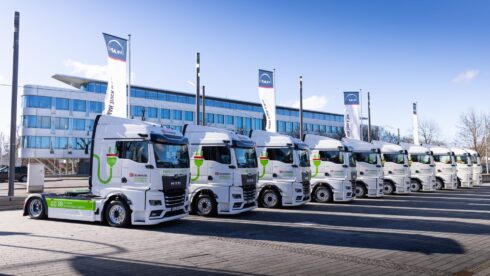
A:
418,119,441,145
378,128,399,144
457,109,486,155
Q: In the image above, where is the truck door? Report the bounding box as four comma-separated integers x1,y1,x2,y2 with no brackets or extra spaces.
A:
202,146,234,185
116,140,150,188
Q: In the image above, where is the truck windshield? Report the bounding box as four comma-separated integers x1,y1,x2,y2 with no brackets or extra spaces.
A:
153,143,190,168
456,155,471,165
235,147,258,168
297,149,310,167
266,147,293,164
411,154,431,165
354,152,378,165
319,150,343,164
383,153,405,165
433,154,452,164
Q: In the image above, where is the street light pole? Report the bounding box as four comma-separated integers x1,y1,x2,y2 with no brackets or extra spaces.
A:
202,85,206,126
196,52,200,125
8,11,20,197
367,91,372,142
299,76,303,139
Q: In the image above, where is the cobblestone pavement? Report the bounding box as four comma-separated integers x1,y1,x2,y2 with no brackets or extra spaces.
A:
0,185,489,275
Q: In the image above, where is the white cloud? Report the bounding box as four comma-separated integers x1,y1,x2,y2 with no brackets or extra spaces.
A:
291,95,328,111
452,69,479,83
63,59,108,80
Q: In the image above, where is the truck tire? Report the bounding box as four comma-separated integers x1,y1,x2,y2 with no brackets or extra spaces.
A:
26,197,46,219
194,194,217,216
314,185,332,203
410,179,422,192
20,175,27,183
354,183,367,198
105,200,131,227
260,188,281,208
383,181,395,195
435,179,444,190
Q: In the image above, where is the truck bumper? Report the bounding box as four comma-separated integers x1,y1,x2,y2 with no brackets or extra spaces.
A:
390,176,411,194
217,186,257,215
277,181,310,207
332,180,354,202
366,178,384,197
421,176,436,191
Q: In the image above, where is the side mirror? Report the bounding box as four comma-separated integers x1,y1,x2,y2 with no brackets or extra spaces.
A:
145,164,154,169
342,165,348,168
291,164,298,168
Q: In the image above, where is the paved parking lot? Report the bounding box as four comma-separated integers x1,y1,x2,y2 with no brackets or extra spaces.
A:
0,185,489,275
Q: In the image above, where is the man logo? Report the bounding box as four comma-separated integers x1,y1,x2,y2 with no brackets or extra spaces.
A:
107,40,125,56
344,92,359,105
258,70,274,88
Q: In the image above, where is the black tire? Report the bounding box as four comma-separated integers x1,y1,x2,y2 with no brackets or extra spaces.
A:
105,200,131,228
26,197,46,219
383,181,395,195
435,179,444,190
410,179,422,192
354,183,367,198
313,185,333,203
20,175,27,183
194,194,217,216
260,188,281,208
457,178,462,188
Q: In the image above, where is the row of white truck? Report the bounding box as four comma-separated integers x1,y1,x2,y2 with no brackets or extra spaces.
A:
23,115,483,227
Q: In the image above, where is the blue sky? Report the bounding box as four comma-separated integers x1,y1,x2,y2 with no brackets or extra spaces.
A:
0,0,489,141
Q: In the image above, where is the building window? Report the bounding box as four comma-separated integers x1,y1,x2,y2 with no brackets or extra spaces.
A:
216,114,224,124
23,115,51,129
161,109,170,119
23,136,50,149
184,111,194,122
172,110,182,120
89,101,103,113
54,117,69,130
205,113,214,124
53,137,68,149
116,141,149,163
87,120,95,131
25,95,52,109
235,116,243,129
72,137,90,151
131,106,145,117
73,119,86,131
55,98,69,110
73,99,86,112
147,107,158,118
226,115,234,125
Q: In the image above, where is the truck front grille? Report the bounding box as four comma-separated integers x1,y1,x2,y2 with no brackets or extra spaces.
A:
164,191,186,209
302,181,311,195
242,183,257,203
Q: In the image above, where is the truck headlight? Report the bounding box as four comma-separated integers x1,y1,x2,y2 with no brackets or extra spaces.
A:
149,200,162,206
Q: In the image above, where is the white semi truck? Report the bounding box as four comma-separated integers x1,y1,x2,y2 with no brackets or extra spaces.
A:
466,149,482,186
342,138,384,198
401,143,436,192
183,125,258,216
372,140,411,195
249,130,311,208
452,147,473,188
24,115,191,227
303,134,356,203
427,145,458,190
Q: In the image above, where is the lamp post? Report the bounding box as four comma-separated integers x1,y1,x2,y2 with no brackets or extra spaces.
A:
299,76,303,139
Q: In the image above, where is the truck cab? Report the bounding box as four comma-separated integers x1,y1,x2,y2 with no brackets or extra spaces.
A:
451,148,473,188
303,134,356,203
24,115,191,227
401,143,436,192
183,124,258,216
466,149,482,186
249,130,311,208
372,140,411,195
342,138,384,198
427,145,457,190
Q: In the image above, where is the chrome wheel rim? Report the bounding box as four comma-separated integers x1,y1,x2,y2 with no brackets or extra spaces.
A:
263,191,278,208
383,184,394,194
109,205,126,225
197,197,213,215
355,186,365,197
410,181,420,192
29,198,43,218
315,188,330,202
435,180,443,190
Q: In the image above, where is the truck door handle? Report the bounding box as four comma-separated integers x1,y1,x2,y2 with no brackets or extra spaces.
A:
228,165,236,169
273,173,278,178
121,177,127,183
146,164,154,169
208,176,213,181
359,172,364,175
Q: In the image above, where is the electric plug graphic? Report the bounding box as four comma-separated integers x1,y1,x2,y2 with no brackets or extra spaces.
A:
106,147,118,168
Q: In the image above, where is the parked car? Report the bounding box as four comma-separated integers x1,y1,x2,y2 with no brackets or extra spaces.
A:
0,166,28,182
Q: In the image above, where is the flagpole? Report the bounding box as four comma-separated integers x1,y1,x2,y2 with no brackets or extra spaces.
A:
127,34,132,119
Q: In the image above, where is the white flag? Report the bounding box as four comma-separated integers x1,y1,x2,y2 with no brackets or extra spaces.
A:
102,33,128,118
258,70,276,132
344,91,360,140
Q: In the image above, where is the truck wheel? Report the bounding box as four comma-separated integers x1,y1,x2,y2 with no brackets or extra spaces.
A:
314,186,332,203
435,179,444,190
20,175,27,183
410,180,422,192
194,194,217,216
105,200,131,227
354,184,367,198
26,197,46,219
260,188,281,208
383,181,395,195
457,178,462,188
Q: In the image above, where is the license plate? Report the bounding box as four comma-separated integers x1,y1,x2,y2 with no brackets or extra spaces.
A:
171,206,184,211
